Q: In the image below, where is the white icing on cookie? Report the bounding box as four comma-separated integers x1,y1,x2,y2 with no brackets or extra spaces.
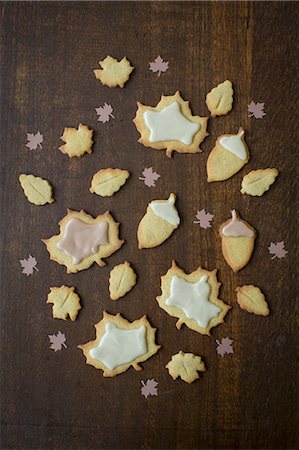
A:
165,275,221,328
150,193,180,226
219,128,247,161
143,101,200,145
57,218,108,264
89,323,147,370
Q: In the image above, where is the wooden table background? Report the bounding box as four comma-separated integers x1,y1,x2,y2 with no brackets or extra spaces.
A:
1,2,298,449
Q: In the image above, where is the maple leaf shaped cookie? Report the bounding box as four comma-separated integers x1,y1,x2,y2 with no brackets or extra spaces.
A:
141,379,158,398
94,55,134,88
59,123,93,157
78,312,161,377
166,351,206,384
47,285,82,321
133,91,209,158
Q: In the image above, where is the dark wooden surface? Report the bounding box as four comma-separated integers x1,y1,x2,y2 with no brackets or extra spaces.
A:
1,2,298,449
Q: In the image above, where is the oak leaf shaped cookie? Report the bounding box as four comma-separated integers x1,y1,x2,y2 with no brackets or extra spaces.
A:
206,80,233,117
133,91,209,158
241,168,279,196
166,351,206,384
93,55,134,88
78,312,161,377
90,168,130,197
19,174,54,205
109,261,137,301
156,261,230,336
47,285,82,321
236,285,269,316
59,123,93,157
42,209,124,274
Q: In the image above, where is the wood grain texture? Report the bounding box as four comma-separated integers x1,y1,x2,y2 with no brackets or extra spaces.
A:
1,2,298,449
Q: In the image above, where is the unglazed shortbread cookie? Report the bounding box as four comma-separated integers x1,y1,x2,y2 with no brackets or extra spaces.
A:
236,285,269,316
59,123,93,157
137,193,180,249
206,80,234,117
241,168,279,196
90,168,130,197
133,91,209,158
166,351,206,384
207,128,250,182
109,261,137,301
42,209,124,274
78,312,160,377
19,174,54,205
156,261,231,336
46,285,81,321
93,55,134,88
220,210,256,273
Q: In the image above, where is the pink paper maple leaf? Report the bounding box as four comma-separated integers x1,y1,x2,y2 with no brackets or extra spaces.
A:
139,167,160,187
26,131,43,150
149,56,169,76
48,331,67,352
95,103,115,123
194,209,214,229
19,255,39,276
248,101,266,119
141,379,158,398
268,241,288,260
216,337,234,357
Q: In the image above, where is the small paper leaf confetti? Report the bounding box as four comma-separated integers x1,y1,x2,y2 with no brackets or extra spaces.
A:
149,56,169,76
193,209,214,229
139,167,160,187
95,103,115,123
247,101,266,119
48,331,67,352
141,379,158,398
26,131,43,150
20,255,39,276
268,241,288,260
216,337,234,357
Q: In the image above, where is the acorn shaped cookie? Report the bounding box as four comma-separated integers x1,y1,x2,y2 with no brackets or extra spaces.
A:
219,210,256,272
137,193,180,249
207,128,249,182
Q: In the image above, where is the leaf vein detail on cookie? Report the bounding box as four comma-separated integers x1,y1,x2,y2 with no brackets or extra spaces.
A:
93,55,134,88
236,285,269,316
90,168,130,197
59,123,93,158
47,285,82,321
166,351,206,383
109,261,137,301
19,174,54,205
206,80,233,117
241,168,279,196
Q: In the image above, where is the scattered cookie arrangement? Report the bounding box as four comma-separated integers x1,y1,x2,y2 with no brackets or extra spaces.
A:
19,55,281,384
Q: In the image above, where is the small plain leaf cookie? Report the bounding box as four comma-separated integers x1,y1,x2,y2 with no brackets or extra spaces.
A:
166,351,206,384
109,261,137,301
59,123,93,157
47,285,81,321
241,168,279,196
137,193,180,249
206,80,233,117
78,312,161,377
236,285,269,316
42,209,124,274
93,55,134,88
207,128,250,182
90,168,130,197
19,174,54,205
156,261,231,336
133,91,209,158
220,210,256,273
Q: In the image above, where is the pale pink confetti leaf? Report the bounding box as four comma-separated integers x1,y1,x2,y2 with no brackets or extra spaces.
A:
248,101,266,119
48,331,67,352
95,103,115,123
139,167,160,187
26,131,43,150
193,209,214,229
268,241,288,260
19,255,39,276
141,379,158,398
149,56,169,76
216,337,234,357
